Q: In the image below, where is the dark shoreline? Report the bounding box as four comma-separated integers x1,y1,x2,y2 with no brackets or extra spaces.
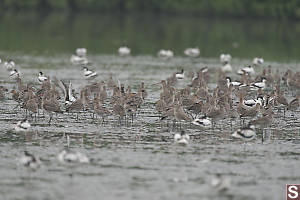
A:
0,1,299,21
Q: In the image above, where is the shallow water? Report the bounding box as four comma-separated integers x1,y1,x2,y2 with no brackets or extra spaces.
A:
0,51,300,200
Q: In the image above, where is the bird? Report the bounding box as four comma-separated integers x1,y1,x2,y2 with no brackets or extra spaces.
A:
42,93,64,124
192,116,212,128
118,46,131,56
253,57,264,66
226,77,242,87
174,130,190,145
0,86,8,101
250,77,267,90
184,48,200,57
174,103,192,122
243,97,263,107
221,62,232,73
220,54,232,64
19,151,41,169
232,124,256,141
210,174,231,192
38,71,48,84
83,66,98,80
14,119,31,133
9,69,20,79
157,49,174,59
76,48,87,57
4,59,15,71
57,149,90,163
70,48,88,65
53,77,76,106
175,69,184,79
237,65,255,75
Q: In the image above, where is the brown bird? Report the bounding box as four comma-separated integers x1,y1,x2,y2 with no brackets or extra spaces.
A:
25,98,38,119
173,102,191,129
66,89,85,116
0,86,8,101
94,101,112,123
42,92,63,124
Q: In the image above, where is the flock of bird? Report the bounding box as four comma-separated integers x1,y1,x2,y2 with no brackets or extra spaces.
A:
0,46,300,170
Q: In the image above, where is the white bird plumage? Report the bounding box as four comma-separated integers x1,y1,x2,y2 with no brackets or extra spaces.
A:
70,48,88,65
174,131,190,145
20,151,41,169
192,116,212,128
226,77,242,87
76,48,87,57
10,69,19,79
118,46,131,56
158,49,174,59
175,69,184,79
237,65,255,75
184,48,200,57
220,54,232,64
243,97,263,107
83,66,98,80
38,71,48,83
232,124,256,141
221,62,232,73
4,59,15,71
253,57,264,66
57,149,90,163
250,77,267,90
14,119,31,133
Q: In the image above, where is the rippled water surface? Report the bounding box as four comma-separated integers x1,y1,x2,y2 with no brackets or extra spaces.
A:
0,51,300,200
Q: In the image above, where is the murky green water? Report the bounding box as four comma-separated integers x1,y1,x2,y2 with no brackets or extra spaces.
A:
0,12,300,61
0,12,300,200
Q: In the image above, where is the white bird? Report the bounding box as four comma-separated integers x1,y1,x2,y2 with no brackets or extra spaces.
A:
184,48,200,57
250,77,267,90
232,124,256,141
243,97,263,107
19,151,41,169
70,55,88,65
174,131,190,145
76,48,87,57
70,48,88,65
192,116,212,128
157,49,174,59
221,62,232,73
14,119,31,133
253,57,264,66
220,54,232,64
68,82,76,102
237,65,255,75
4,59,15,71
54,77,77,106
57,149,90,163
211,174,231,192
118,46,131,56
38,71,48,83
83,66,98,80
226,77,242,87
175,69,184,79
9,69,20,79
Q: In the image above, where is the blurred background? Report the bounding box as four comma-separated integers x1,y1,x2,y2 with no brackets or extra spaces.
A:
0,0,299,61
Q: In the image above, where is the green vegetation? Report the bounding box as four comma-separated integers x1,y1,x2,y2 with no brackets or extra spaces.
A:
1,0,300,19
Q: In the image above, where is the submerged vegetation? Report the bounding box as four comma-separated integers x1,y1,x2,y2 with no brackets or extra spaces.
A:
1,0,300,19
